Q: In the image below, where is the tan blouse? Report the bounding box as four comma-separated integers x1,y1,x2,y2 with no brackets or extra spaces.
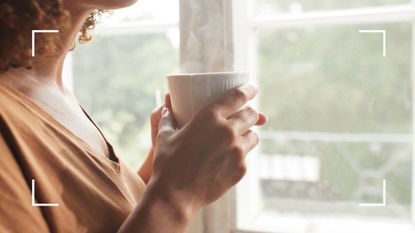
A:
0,81,146,233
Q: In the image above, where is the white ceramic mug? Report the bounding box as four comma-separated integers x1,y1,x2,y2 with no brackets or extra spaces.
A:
167,72,249,128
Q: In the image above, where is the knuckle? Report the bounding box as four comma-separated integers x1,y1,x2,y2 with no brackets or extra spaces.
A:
221,125,237,143
234,88,249,102
245,106,259,120
232,161,247,183
238,162,247,177
201,107,220,123
230,145,245,159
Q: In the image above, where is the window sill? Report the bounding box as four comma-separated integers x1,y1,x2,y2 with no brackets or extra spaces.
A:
234,210,415,233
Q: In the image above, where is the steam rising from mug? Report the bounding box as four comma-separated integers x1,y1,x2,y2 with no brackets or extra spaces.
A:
172,1,244,128
180,0,232,73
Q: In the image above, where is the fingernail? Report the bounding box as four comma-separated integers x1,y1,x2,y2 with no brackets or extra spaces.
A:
240,83,258,94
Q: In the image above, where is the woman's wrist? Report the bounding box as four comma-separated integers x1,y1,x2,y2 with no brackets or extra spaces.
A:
144,178,196,224
117,179,194,233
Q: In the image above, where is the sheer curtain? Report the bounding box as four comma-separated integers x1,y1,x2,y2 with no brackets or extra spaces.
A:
179,0,236,232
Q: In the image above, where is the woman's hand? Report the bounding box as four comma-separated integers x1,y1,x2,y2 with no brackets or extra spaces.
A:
119,84,267,233
148,83,267,215
139,91,266,183
137,96,174,183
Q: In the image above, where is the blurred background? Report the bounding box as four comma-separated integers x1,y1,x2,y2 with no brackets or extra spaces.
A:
65,0,414,232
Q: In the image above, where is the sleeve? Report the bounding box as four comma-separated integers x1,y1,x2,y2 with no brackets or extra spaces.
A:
0,133,50,233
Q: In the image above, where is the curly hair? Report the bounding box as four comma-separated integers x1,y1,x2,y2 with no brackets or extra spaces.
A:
79,10,102,43
0,0,100,73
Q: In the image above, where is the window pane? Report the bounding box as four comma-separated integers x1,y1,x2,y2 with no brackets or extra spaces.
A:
106,0,179,23
260,23,411,134
257,22,412,229
255,0,410,15
72,32,179,168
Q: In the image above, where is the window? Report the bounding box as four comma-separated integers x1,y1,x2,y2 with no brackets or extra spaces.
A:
64,0,415,232
255,0,411,15
67,0,179,168
235,0,415,233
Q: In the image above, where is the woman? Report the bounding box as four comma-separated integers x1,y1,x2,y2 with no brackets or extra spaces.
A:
0,0,267,232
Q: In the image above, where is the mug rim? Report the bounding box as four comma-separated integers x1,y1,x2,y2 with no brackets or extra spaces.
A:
167,71,248,79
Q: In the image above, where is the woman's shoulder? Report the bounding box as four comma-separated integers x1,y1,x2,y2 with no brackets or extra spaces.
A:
0,83,18,119
0,82,40,134
0,84,22,116
0,81,22,107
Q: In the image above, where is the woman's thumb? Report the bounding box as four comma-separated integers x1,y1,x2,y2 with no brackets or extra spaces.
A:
157,107,176,139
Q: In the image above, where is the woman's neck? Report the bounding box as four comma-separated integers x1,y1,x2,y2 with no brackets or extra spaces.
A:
1,6,91,92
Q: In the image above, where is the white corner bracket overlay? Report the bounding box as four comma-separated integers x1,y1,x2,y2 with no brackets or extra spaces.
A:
358,179,386,207
358,30,386,57
31,179,60,207
31,30,59,57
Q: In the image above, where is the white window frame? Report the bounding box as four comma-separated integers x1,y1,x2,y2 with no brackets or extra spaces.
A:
232,1,415,233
